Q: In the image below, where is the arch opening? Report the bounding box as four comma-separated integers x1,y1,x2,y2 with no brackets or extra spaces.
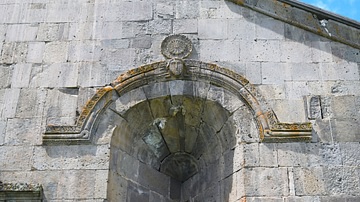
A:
107,83,259,201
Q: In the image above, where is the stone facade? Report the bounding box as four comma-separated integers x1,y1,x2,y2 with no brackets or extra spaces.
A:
0,0,359,201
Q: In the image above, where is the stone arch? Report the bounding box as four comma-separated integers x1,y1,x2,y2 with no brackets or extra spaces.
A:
43,60,311,144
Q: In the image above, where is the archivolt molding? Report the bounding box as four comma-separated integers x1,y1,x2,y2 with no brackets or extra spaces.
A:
43,35,312,144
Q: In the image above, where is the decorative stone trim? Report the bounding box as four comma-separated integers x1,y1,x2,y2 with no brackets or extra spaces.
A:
43,35,312,144
0,182,43,201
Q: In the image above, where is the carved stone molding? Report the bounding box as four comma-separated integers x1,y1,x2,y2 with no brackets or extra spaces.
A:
0,182,43,201
43,35,312,144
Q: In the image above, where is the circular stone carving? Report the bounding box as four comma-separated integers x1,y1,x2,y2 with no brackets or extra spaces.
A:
161,35,192,59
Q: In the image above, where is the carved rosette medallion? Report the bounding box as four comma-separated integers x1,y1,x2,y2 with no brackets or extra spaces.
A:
161,34,192,59
161,35,192,78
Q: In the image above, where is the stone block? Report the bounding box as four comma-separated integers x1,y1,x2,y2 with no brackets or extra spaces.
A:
15,88,46,118
321,62,359,81
258,84,286,100
0,24,7,42
77,62,107,87
155,3,174,19
277,143,306,167
68,40,102,62
0,89,20,119
43,42,68,63
175,1,199,19
94,21,123,40
245,62,262,84
293,167,326,195
271,99,306,122
127,181,150,202
323,166,360,195
255,16,284,40
107,171,128,201
290,63,321,81
0,4,21,24
44,88,78,125
33,145,110,170
310,41,333,63
198,19,228,40
332,119,360,142
68,22,94,40
1,42,28,64
19,3,47,23
11,63,32,88
320,143,342,166
103,2,153,22
131,35,152,49
26,42,45,63
0,146,33,171
285,82,309,99
199,40,240,62
259,143,278,167
121,21,149,39
340,143,360,166
100,48,136,66
5,118,42,146
241,39,281,62
101,39,130,49
244,167,289,196
312,118,334,143
243,143,259,167
148,19,172,35
228,18,256,40
111,149,139,182
138,163,170,197
30,63,78,88
174,19,198,34
280,41,313,63
5,24,38,42
331,43,360,63
0,65,12,88
37,23,68,41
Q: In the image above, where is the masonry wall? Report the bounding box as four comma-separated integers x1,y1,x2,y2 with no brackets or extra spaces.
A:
0,0,359,201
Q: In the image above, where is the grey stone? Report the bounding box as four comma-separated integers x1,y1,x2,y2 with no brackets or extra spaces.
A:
43,42,68,63
0,146,33,171
244,167,289,196
5,24,38,42
5,118,42,146
33,145,109,170
37,23,67,41
340,142,360,166
293,167,326,195
11,63,32,88
26,42,45,63
15,88,46,118
1,42,28,64
138,163,170,197
174,19,198,34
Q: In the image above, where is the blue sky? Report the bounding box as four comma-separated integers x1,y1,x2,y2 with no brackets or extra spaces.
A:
299,0,360,22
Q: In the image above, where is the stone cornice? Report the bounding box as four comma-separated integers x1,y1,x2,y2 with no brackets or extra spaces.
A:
227,0,360,49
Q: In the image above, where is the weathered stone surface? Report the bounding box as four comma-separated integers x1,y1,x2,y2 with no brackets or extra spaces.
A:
0,146,33,171
27,42,45,63
6,24,38,42
15,89,46,118
5,118,42,146
43,42,68,63
244,167,289,196
33,145,109,170
293,167,326,195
